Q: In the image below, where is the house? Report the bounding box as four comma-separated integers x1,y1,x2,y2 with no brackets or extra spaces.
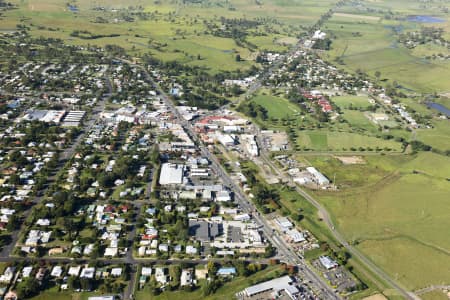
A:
180,269,193,286
51,266,63,277
155,267,167,285
104,247,118,257
141,267,152,276
111,268,122,277
48,247,64,255
80,267,95,279
186,245,197,255
22,266,33,278
68,266,81,277
0,267,15,283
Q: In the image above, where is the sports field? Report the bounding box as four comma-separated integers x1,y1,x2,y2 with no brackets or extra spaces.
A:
309,152,450,290
252,93,300,119
332,95,373,110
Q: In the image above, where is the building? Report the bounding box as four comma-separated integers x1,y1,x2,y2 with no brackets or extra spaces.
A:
243,275,299,299
159,163,184,185
188,220,222,242
217,267,236,276
180,269,193,286
319,256,338,270
286,229,306,243
87,296,115,300
275,217,293,232
306,167,330,185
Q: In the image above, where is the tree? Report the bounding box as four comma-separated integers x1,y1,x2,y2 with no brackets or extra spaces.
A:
169,265,181,288
375,71,381,81
16,277,40,298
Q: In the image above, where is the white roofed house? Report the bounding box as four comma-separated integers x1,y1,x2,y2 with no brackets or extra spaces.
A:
180,269,193,286
155,267,168,285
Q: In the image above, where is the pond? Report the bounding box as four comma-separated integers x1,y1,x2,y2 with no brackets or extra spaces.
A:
68,5,78,12
407,15,444,23
427,102,450,117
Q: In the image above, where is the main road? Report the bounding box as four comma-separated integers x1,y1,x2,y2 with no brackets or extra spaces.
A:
253,129,419,300
121,58,340,299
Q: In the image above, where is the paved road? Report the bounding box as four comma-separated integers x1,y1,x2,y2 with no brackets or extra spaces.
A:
0,70,111,259
120,58,340,299
254,130,419,300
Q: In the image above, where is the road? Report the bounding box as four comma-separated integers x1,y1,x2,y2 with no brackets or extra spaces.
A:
120,58,340,299
0,71,111,260
254,129,419,300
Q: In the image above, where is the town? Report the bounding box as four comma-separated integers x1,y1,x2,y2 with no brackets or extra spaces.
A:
0,0,449,299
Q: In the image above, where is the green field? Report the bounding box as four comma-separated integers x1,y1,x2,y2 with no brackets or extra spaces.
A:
0,0,340,73
308,152,450,290
321,1,450,93
332,95,373,110
296,130,402,151
252,93,300,119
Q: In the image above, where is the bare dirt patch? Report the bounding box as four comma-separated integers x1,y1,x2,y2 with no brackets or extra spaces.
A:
335,156,366,164
363,294,388,300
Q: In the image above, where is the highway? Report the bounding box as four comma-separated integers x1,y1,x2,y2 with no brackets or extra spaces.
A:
254,130,419,300
122,59,341,299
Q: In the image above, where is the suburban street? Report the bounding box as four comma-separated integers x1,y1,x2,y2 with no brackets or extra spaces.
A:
122,58,341,300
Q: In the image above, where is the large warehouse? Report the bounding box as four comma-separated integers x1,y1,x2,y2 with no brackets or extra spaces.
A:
159,163,185,185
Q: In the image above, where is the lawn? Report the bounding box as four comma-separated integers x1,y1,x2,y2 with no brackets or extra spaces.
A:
309,152,450,290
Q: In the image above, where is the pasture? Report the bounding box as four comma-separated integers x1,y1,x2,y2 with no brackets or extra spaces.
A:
322,1,450,93
2,0,321,72
309,152,450,290
296,130,402,151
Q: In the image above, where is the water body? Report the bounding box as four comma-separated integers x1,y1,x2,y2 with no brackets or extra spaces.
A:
427,102,450,117
407,15,444,23
68,5,78,12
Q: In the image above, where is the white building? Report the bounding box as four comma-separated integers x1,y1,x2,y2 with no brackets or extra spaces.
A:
159,163,184,185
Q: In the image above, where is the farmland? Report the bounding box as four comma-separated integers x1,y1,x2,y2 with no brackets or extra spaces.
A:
307,152,450,290
296,130,403,152
0,0,341,73
321,0,450,93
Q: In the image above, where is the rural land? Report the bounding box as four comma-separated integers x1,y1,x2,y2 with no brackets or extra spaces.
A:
0,0,449,299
